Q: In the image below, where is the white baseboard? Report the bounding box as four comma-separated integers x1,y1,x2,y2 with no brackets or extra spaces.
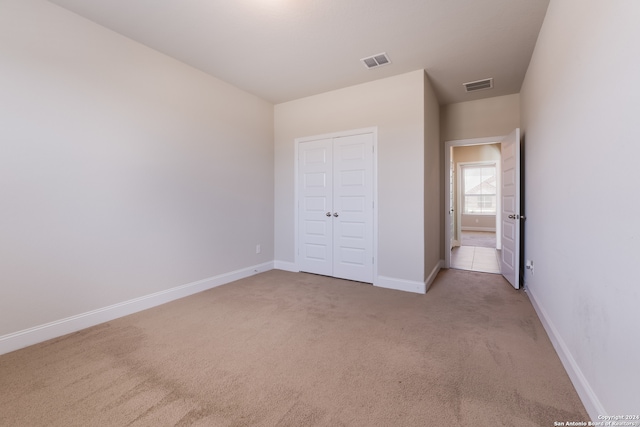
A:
375,261,443,294
375,276,426,294
525,285,603,421
0,261,274,356
461,226,496,232
273,260,298,272
425,261,444,293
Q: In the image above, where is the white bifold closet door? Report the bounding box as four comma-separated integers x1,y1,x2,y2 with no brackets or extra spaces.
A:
298,132,374,283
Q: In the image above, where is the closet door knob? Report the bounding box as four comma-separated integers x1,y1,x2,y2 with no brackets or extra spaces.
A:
333,212,339,217
326,212,331,217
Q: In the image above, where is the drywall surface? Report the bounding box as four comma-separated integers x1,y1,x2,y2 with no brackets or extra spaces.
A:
461,215,495,231
520,0,640,417
441,94,520,141
274,71,428,283
423,73,442,280
0,0,274,336
453,143,501,163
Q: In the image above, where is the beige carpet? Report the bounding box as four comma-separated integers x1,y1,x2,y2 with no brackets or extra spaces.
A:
0,269,588,426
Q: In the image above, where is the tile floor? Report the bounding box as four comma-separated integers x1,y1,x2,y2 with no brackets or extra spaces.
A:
450,245,501,274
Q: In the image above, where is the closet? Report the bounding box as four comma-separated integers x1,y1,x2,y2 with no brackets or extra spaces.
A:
296,131,375,283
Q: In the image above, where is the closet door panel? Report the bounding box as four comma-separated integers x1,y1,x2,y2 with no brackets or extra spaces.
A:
298,139,333,276
332,133,374,283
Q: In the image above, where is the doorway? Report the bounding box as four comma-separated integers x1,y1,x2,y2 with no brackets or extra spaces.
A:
444,130,522,288
450,147,501,274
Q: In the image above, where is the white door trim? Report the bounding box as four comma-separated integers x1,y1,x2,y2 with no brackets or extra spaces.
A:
444,136,504,269
294,127,378,282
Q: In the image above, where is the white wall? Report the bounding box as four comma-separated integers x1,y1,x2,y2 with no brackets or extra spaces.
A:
520,0,640,417
274,70,439,289
0,0,274,339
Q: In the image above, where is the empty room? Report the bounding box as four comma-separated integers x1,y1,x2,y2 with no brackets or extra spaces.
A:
1,0,638,425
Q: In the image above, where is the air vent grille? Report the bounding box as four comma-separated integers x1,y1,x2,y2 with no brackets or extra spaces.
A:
463,78,493,92
361,52,391,69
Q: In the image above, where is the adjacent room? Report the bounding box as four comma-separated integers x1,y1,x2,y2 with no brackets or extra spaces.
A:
1,0,638,424
449,142,502,274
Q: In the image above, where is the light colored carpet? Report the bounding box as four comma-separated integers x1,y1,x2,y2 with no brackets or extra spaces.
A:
0,269,588,426
461,231,496,248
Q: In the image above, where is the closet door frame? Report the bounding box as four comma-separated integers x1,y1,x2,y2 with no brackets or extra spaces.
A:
294,127,378,283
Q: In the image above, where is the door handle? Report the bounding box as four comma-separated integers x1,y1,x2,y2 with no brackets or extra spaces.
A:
508,214,522,220
326,212,331,217
333,212,339,217
508,214,516,219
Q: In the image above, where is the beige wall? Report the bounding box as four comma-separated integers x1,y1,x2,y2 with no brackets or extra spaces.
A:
423,74,442,280
461,214,495,230
520,0,640,417
274,70,438,286
453,143,501,163
0,0,274,336
441,94,520,141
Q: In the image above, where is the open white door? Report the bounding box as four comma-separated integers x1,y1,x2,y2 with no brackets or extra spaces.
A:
500,128,521,289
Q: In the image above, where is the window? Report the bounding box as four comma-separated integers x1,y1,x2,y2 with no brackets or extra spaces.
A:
462,164,496,214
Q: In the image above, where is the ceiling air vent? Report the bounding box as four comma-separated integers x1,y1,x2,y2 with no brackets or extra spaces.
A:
463,78,493,92
361,53,391,69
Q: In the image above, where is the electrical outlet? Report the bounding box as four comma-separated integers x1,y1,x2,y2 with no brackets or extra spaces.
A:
256,244,261,254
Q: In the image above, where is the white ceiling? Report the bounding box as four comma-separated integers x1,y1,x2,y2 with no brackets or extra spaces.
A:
47,0,550,105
